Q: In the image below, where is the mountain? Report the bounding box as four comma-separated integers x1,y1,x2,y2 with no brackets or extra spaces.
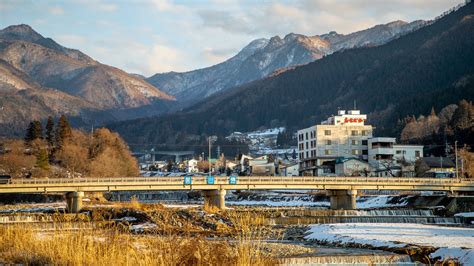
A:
108,2,474,149
0,24,174,109
0,24,175,136
147,20,426,105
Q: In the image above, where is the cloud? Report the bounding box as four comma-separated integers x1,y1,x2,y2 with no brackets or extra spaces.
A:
75,0,118,12
96,2,117,12
4,0,461,76
49,6,64,15
197,0,461,36
202,47,237,64
147,44,186,73
55,34,87,48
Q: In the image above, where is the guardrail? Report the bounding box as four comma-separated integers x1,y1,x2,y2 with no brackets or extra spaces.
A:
5,176,472,185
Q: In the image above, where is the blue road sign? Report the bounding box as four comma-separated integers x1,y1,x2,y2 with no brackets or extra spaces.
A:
207,175,215,184
229,175,237,185
184,176,192,185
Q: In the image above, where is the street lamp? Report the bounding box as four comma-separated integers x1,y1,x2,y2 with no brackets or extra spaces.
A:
208,136,212,177
455,140,459,181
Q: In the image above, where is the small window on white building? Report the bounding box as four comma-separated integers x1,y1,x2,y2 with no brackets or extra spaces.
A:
351,140,358,145
326,140,332,145
324,130,331,136
396,150,402,154
351,130,358,136
325,149,332,155
352,149,360,155
362,130,367,136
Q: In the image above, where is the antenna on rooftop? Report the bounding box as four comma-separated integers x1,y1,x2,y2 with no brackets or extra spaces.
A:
353,100,357,110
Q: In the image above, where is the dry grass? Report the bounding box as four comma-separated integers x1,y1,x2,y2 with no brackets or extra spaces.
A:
0,210,277,265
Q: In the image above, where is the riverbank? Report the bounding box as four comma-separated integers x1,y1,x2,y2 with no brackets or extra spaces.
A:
305,223,474,265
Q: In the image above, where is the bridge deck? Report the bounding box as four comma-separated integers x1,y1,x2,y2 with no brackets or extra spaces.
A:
0,176,473,193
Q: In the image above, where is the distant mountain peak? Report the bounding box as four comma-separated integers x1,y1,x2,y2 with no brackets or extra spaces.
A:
385,20,408,27
0,24,43,42
147,18,429,106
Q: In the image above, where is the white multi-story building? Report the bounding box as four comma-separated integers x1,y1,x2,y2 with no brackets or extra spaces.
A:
393,144,423,163
298,109,424,177
298,110,373,176
368,139,423,177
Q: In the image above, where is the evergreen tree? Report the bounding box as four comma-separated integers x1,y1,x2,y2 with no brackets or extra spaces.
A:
55,115,72,148
36,148,50,170
45,116,54,146
24,120,43,144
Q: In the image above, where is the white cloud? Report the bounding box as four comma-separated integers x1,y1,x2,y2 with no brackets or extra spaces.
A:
147,44,186,73
9,0,461,76
49,6,64,15
55,34,87,48
96,2,117,12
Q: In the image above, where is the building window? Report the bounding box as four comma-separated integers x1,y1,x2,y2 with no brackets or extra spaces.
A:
305,132,308,140
325,149,332,155
351,130,358,136
362,130,367,136
362,140,368,145
351,140,358,145
306,151,309,158
306,142,309,149
324,130,331,136
415,151,421,158
326,140,332,145
362,149,368,155
396,150,401,154
352,149,360,155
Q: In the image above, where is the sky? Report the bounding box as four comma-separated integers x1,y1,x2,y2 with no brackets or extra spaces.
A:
0,0,464,76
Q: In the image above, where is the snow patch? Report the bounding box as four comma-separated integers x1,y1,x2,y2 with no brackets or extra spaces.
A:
306,223,474,265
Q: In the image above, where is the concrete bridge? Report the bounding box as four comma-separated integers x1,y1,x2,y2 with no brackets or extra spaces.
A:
1,176,473,212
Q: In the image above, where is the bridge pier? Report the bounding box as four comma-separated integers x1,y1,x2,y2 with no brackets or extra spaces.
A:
327,189,357,210
202,189,226,210
66,191,84,213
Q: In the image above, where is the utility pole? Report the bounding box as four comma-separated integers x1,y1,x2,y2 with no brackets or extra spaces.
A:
455,141,459,180
208,136,212,177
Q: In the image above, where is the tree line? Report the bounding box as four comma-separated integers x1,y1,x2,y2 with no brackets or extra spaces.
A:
0,115,138,178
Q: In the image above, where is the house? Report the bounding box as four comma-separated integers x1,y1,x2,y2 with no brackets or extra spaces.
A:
226,161,238,170
187,159,199,173
393,144,423,163
416,157,456,178
281,163,299,176
335,158,370,176
251,163,275,176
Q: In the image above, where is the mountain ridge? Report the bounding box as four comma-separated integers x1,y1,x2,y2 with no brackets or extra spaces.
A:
108,2,474,149
0,24,174,136
147,20,426,106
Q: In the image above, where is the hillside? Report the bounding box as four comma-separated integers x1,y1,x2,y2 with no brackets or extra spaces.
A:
109,2,474,149
147,20,425,105
0,25,175,136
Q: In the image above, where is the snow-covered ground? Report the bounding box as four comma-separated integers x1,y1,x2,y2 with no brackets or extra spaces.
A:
226,195,410,209
306,223,474,265
454,212,474,218
357,196,411,209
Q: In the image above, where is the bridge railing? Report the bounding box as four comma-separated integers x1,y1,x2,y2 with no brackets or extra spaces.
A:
5,176,471,186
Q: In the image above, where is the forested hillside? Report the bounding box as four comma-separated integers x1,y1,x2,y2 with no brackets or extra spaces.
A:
108,2,474,150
